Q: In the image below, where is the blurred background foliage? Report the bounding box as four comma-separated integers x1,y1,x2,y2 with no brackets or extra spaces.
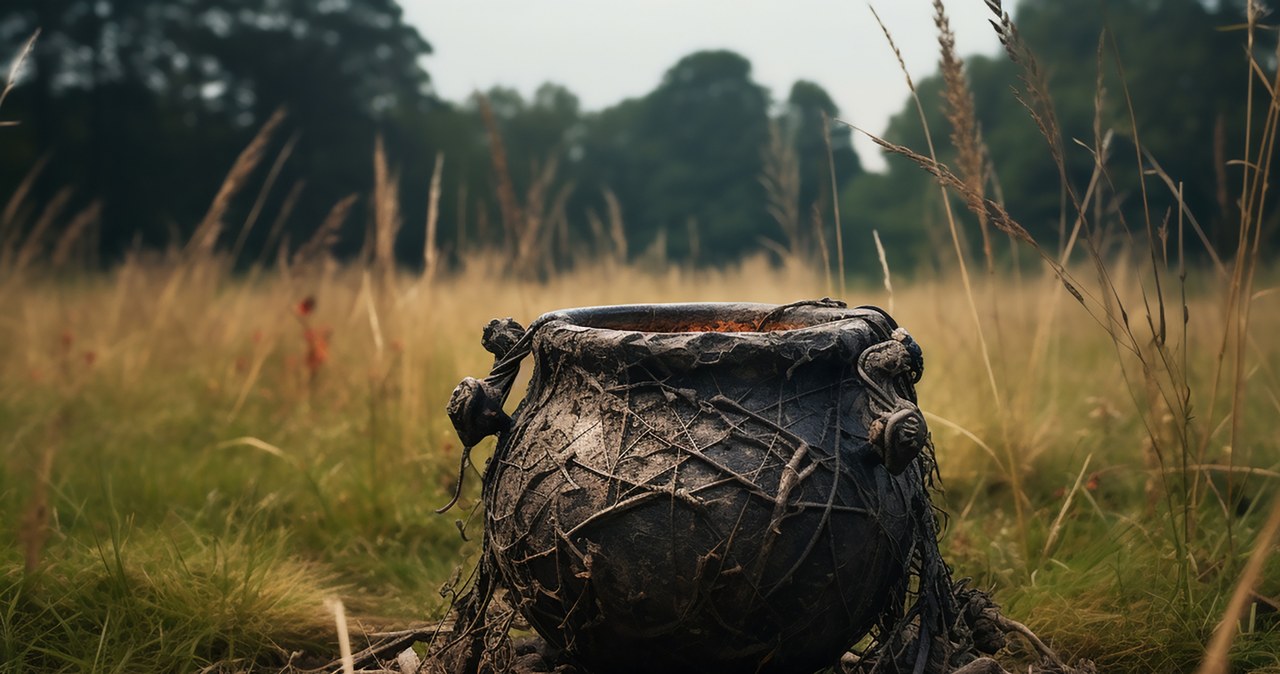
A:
0,0,1274,271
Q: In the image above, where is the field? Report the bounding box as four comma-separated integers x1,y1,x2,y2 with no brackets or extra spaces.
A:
3,1,1280,671
0,248,1278,672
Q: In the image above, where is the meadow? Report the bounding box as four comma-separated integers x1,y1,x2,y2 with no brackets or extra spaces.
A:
0,244,1277,672
3,1,1280,672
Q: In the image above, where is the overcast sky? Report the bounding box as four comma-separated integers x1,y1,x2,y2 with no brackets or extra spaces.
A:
403,1,1003,171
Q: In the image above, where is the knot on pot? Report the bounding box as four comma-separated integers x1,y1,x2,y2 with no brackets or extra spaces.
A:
862,331,924,383
869,403,928,475
892,327,925,383
482,318,527,360
447,376,512,448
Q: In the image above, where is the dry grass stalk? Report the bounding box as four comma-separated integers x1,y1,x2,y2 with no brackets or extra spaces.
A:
1023,44,1114,394
1142,152,1226,277
1209,2,1280,535
49,201,102,269
985,0,1064,170
1214,113,1230,222
0,29,38,122
993,2,1107,283
586,209,607,260
513,156,561,275
987,0,1084,254
810,204,832,294
294,194,357,269
1,154,48,238
760,121,802,257
455,183,469,253
873,229,893,314
474,93,569,275
231,131,300,262
255,180,306,269
546,183,575,268
556,194,572,262
187,108,286,258
867,6,1008,416
7,186,71,276
864,3,1022,533
358,270,386,358
1078,28,1253,560
373,135,402,285
604,188,627,262
1107,35,1173,351
821,111,845,297
476,94,523,250
1041,454,1093,561
869,7,916,95
19,419,59,575
325,597,357,674
990,29,1196,533
1195,494,1280,674
935,0,994,272
424,152,444,280
864,135,1109,323
686,216,701,266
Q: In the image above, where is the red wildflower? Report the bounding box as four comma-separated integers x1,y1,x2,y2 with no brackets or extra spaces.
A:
304,326,331,374
296,296,317,317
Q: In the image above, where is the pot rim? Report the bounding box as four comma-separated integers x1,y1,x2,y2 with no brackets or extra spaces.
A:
540,301,899,338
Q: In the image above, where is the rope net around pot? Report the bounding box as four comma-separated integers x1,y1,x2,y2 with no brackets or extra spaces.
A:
426,299,1086,674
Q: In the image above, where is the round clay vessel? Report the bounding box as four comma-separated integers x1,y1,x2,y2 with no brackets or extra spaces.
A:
469,302,930,674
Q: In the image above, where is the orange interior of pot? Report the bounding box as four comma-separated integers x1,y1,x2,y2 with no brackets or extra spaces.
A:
676,319,808,333
595,316,812,333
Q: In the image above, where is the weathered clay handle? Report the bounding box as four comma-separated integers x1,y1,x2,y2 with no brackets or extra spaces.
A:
439,316,539,513
855,329,930,475
444,317,527,446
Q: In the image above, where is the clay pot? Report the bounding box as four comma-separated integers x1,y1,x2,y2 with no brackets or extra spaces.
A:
448,301,931,674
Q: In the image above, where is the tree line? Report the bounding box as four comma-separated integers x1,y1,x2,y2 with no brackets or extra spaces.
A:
0,0,1271,274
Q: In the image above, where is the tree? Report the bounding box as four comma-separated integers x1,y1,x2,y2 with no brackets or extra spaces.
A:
0,0,435,261
845,0,1271,271
782,80,862,215
572,50,774,263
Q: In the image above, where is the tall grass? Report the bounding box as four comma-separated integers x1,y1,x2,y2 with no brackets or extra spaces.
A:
864,0,1280,670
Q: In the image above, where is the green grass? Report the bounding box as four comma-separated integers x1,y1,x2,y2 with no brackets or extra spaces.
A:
0,257,1277,672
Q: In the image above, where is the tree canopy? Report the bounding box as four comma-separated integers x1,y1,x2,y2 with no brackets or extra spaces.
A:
0,0,1273,272
1,0,436,258
847,0,1273,269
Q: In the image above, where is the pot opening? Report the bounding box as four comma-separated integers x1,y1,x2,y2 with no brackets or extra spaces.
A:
646,318,807,333
557,303,833,335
